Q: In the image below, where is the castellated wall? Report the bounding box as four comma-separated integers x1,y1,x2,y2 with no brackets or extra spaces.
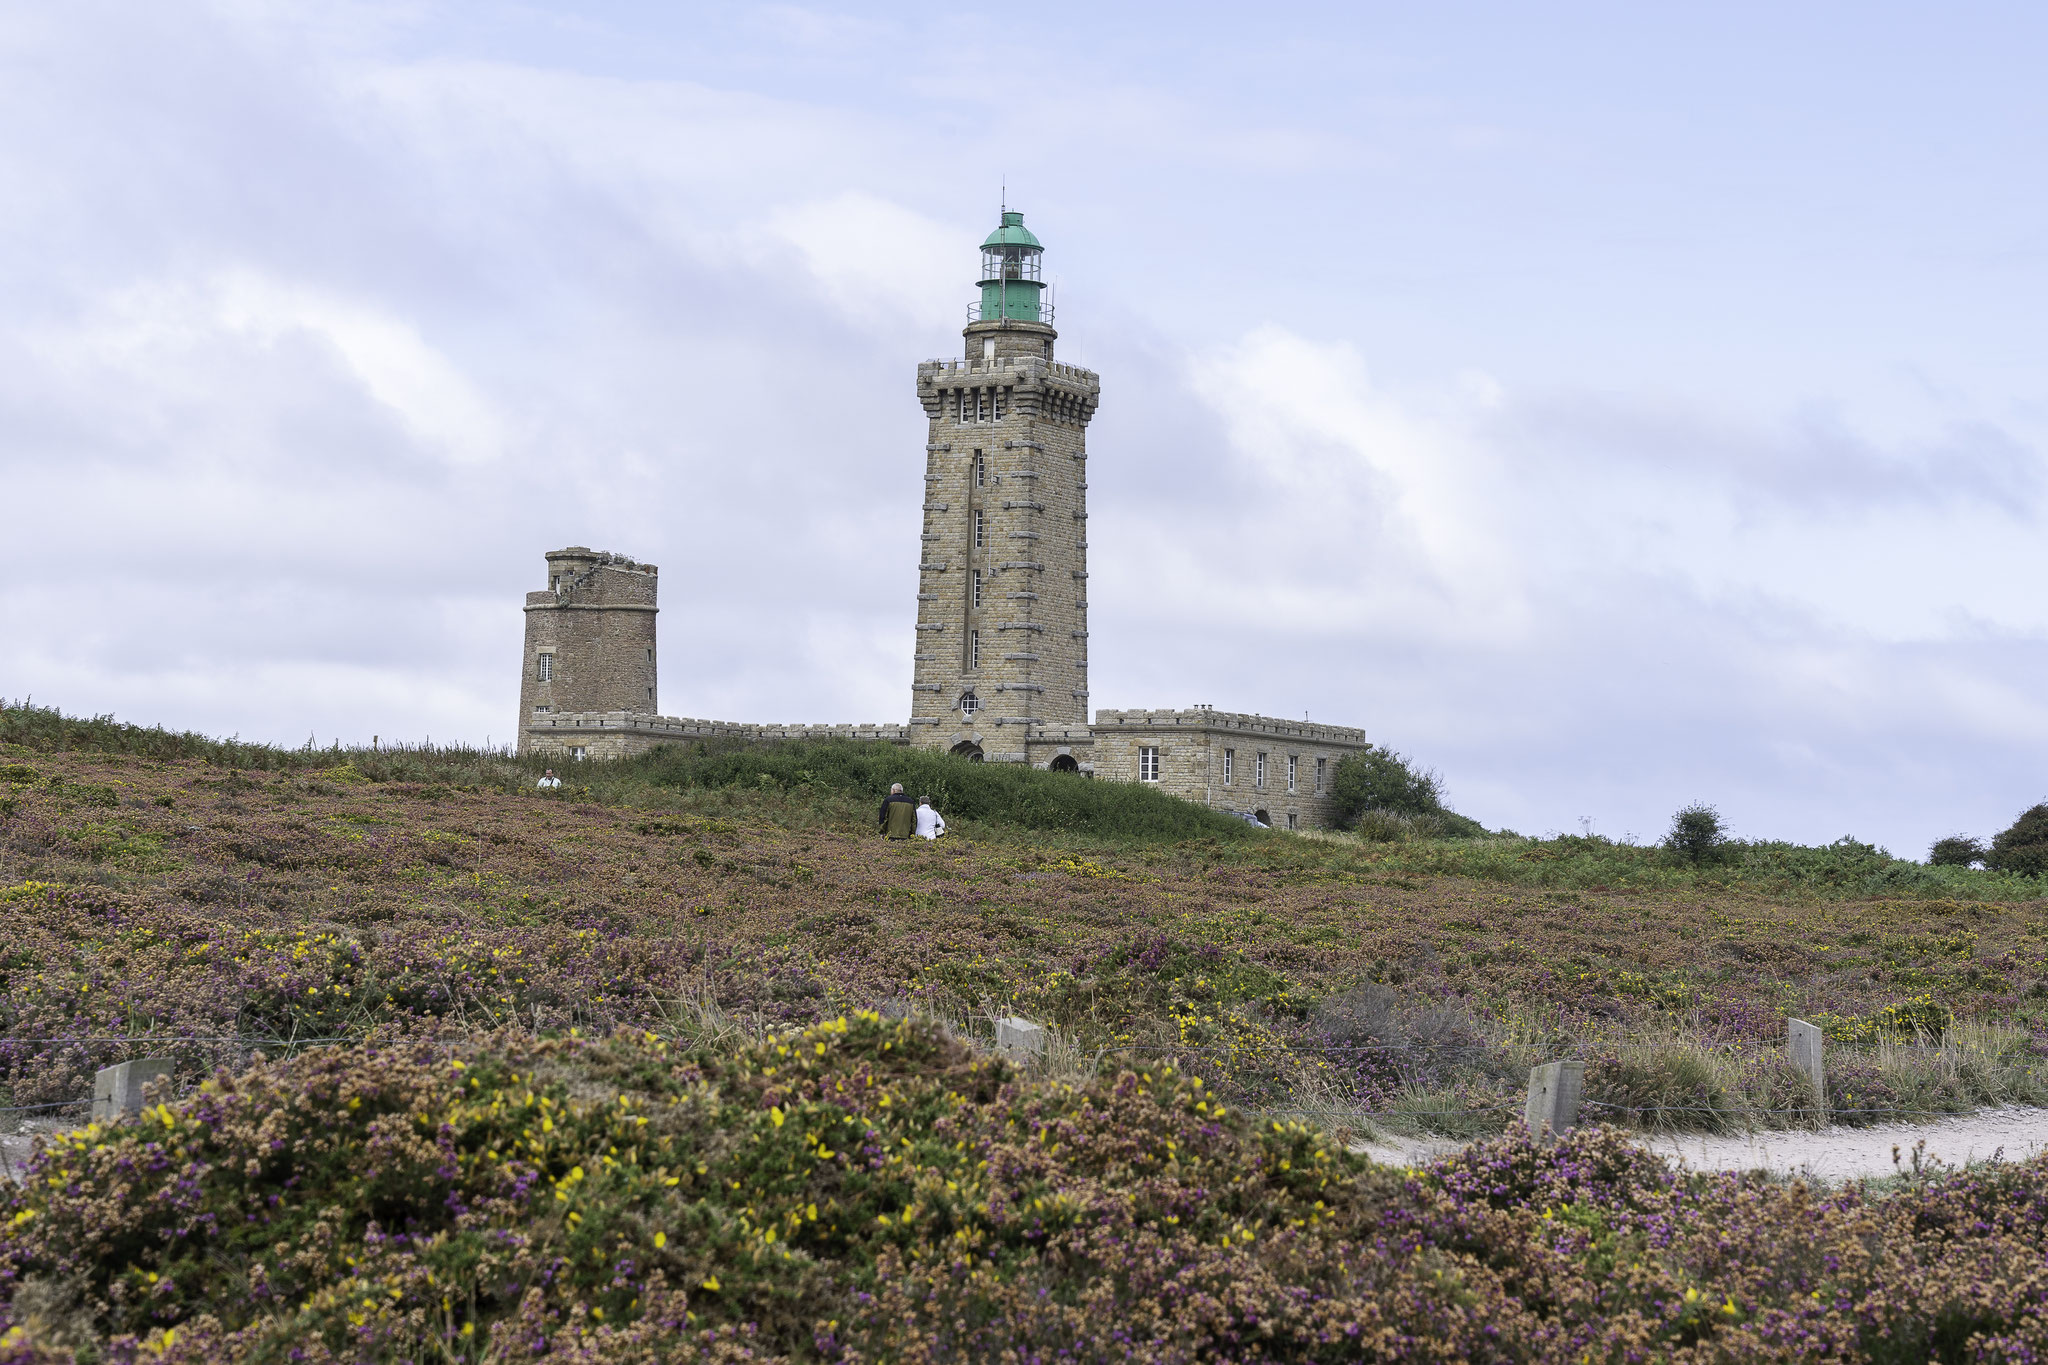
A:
1091,709,1371,830
516,548,659,753
523,714,913,762
908,318,1100,768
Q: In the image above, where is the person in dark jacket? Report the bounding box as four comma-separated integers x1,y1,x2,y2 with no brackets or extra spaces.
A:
879,782,917,838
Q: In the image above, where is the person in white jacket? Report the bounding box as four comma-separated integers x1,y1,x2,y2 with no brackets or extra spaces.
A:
914,796,946,840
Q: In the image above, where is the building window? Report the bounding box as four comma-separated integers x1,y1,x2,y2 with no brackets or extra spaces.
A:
972,569,983,608
993,388,1006,420
1288,813,1298,830
1288,755,1298,793
969,629,980,670
1255,752,1266,787
1316,757,1327,791
1223,749,1234,785
974,451,986,487
960,691,979,717
1138,746,1160,783
536,653,553,682
570,746,587,761
974,509,986,549
976,390,989,422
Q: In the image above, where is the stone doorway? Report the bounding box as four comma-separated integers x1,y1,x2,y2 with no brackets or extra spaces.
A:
950,741,985,762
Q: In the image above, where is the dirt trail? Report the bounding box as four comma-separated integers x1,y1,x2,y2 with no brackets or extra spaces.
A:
10,1108,2048,1186
1358,1105,2048,1181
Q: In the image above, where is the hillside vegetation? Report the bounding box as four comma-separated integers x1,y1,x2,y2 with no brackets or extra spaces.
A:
3,701,2048,1359
6,1018,2048,1363
2,701,2045,1130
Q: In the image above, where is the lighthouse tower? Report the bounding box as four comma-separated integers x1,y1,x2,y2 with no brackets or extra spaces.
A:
908,211,1100,768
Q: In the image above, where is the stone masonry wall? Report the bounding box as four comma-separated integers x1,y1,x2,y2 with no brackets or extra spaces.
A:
1090,709,1370,830
523,713,913,762
909,318,1099,765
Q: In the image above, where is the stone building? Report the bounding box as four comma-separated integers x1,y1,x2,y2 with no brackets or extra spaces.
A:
519,209,1370,825
1091,708,1366,831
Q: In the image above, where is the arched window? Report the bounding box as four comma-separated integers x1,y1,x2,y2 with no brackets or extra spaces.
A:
1049,754,1079,773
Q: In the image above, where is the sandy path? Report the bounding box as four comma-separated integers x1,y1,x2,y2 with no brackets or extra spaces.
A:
1358,1105,2048,1181
9,1109,2048,1186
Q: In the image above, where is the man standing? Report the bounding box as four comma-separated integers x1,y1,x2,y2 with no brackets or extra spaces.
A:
879,782,916,839
915,796,945,840
536,769,562,789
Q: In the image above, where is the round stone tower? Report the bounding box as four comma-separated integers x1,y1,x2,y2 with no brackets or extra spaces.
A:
516,547,659,752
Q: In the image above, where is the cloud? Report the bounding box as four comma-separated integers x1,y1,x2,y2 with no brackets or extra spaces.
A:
1502,393,2044,517
1091,325,2048,848
2,1,2045,863
757,192,963,333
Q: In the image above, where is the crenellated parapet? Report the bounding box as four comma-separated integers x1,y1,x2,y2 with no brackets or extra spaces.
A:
523,711,914,762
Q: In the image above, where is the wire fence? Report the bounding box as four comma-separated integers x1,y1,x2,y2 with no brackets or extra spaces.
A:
0,1034,364,1122
1069,1039,2033,1129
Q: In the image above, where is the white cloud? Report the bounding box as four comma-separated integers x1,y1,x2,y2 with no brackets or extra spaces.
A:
2,1,2045,861
757,192,963,333
205,269,510,465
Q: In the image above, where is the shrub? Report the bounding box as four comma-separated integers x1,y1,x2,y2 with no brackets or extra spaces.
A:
1824,1057,1904,1126
1352,809,1411,843
1329,745,1442,822
1310,984,1503,1101
1928,834,1985,867
637,738,1253,842
1986,803,2048,878
1327,746,1484,837
1663,802,1726,865
1584,1048,1733,1132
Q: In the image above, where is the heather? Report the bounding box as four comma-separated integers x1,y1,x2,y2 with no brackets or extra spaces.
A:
5,1018,2048,1362
3,708,2048,1358
2,709,2047,1130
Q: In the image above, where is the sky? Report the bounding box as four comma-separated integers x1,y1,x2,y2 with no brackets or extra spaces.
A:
2,1,2044,853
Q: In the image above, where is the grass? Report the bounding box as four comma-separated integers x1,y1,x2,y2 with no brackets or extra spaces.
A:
3,699,2045,1129
5,700,2048,1357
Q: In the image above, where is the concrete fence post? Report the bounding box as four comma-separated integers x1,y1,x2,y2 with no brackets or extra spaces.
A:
995,1016,1047,1057
92,1058,173,1122
1524,1061,1585,1139
1786,1018,1826,1117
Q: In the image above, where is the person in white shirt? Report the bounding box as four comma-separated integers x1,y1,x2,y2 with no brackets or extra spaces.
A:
914,796,945,840
536,769,562,789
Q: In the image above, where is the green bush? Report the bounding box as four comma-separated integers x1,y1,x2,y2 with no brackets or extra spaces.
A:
1663,802,1726,865
1329,745,1441,820
1928,834,1985,867
636,738,1253,841
1327,745,1484,837
1986,803,2048,878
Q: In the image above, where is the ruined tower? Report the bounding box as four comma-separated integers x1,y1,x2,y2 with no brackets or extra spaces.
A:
517,547,658,752
908,210,1100,768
